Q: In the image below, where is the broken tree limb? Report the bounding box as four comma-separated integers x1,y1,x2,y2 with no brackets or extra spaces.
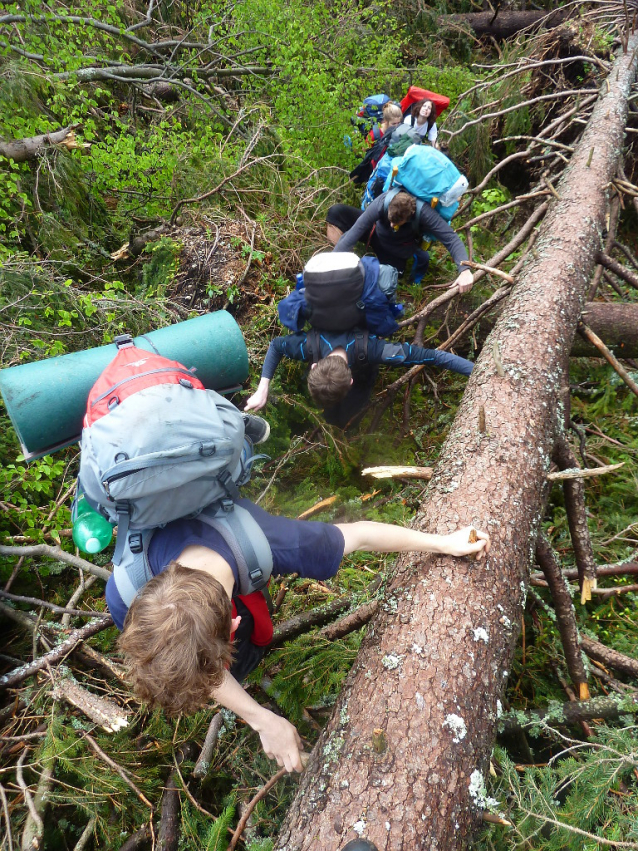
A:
270,598,352,648
226,768,287,851
553,436,598,602
578,323,638,398
317,601,380,642
0,544,111,581
274,36,638,851
362,466,433,481
157,768,180,851
193,712,224,779
546,461,625,481
500,691,638,734
580,636,638,680
595,250,638,290
0,125,80,163
535,536,589,698
0,616,113,692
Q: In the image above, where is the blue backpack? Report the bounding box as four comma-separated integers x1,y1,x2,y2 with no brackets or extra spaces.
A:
278,256,399,338
352,94,390,136
382,145,469,222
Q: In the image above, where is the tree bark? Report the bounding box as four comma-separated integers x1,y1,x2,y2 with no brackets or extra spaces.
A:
275,37,638,851
0,126,76,163
441,9,574,40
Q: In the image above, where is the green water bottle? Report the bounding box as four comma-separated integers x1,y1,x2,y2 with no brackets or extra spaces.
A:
72,495,113,554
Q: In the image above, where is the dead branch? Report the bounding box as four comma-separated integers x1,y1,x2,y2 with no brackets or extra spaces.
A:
72,817,96,851
580,636,638,679
461,261,514,283
362,466,433,481
118,825,152,851
270,598,352,648
316,601,379,642
588,196,621,299
226,768,287,851
0,590,102,618
0,544,111,581
500,692,638,733
0,616,113,692
297,496,339,519
546,462,625,481
553,435,598,602
535,536,589,698
578,324,638,398
62,573,98,629
82,733,153,810
53,677,130,732
157,768,180,851
595,250,638,290
0,782,13,851
193,712,224,779
460,189,548,230
170,154,279,223
17,746,54,851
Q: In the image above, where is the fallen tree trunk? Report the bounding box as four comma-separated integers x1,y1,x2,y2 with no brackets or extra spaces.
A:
441,9,574,40
275,36,638,851
438,302,638,359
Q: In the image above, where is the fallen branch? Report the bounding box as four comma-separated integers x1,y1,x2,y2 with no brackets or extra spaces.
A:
317,601,379,642
82,733,153,810
595,251,638,290
193,712,224,779
535,536,589,699
270,598,352,648
546,462,625,480
53,677,130,732
581,637,638,679
0,589,102,618
0,125,80,163
362,466,433,481
0,616,113,692
297,496,339,520
0,544,111,581
460,261,514,283
157,768,180,851
578,324,638,398
500,691,638,734
226,768,287,851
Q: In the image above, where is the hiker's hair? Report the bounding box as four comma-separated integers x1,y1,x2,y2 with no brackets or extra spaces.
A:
387,191,417,226
411,98,436,130
382,103,402,125
119,561,233,716
307,357,352,407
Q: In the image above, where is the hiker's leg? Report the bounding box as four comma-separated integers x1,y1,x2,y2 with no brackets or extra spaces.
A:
326,204,365,245
410,249,430,284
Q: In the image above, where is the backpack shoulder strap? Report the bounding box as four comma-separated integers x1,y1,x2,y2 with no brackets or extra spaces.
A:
199,504,274,594
371,124,382,142
353,329,369,365
112,530,155,606
413,198,425,237
383,187,401,216
307,328,322,365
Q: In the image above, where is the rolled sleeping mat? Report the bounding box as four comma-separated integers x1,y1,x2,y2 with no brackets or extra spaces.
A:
0,311,249,461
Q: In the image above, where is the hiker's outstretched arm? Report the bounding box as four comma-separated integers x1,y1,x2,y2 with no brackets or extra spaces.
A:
336,521,490,560
211,671,305,772
244,377,270,412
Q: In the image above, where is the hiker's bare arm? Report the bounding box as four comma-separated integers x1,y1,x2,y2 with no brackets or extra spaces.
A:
451,268,474,294
244,377,271,412
336,521,490,560
211,671,305,772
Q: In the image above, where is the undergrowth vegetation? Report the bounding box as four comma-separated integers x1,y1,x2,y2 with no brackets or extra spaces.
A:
1,0,637,848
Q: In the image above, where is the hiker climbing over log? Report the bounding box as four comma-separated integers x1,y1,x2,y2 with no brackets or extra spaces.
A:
244,252,473,424
327,188,473,288
110,502,490,773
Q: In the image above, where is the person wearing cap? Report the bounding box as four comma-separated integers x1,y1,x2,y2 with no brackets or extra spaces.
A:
326,189,473,290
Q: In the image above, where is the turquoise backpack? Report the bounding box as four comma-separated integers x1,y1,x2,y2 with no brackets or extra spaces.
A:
382,145,469,223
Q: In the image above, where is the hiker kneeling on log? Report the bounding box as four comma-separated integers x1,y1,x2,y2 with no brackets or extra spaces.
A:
244,252,474,425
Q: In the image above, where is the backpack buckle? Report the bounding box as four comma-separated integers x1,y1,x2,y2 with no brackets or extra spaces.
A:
114,334,134,349
249,567,264,584
221,497,234,514
129,532,143,554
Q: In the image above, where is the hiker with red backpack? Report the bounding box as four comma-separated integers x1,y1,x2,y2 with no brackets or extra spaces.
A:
404,98,439,146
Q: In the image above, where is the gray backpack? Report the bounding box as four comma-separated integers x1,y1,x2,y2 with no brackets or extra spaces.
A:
78,335,272,603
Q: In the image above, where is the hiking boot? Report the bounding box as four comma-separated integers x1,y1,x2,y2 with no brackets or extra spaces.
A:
340,841,379,851
243,414,270,445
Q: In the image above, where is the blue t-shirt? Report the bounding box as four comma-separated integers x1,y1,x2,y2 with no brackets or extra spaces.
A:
105,498,345,630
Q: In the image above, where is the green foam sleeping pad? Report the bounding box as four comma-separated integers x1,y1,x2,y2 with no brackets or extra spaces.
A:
0,311,249,460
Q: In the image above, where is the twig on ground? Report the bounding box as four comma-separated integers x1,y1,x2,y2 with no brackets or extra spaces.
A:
226,767,287,851
82,733,153,810
578,324,638,398
193,712,224,779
